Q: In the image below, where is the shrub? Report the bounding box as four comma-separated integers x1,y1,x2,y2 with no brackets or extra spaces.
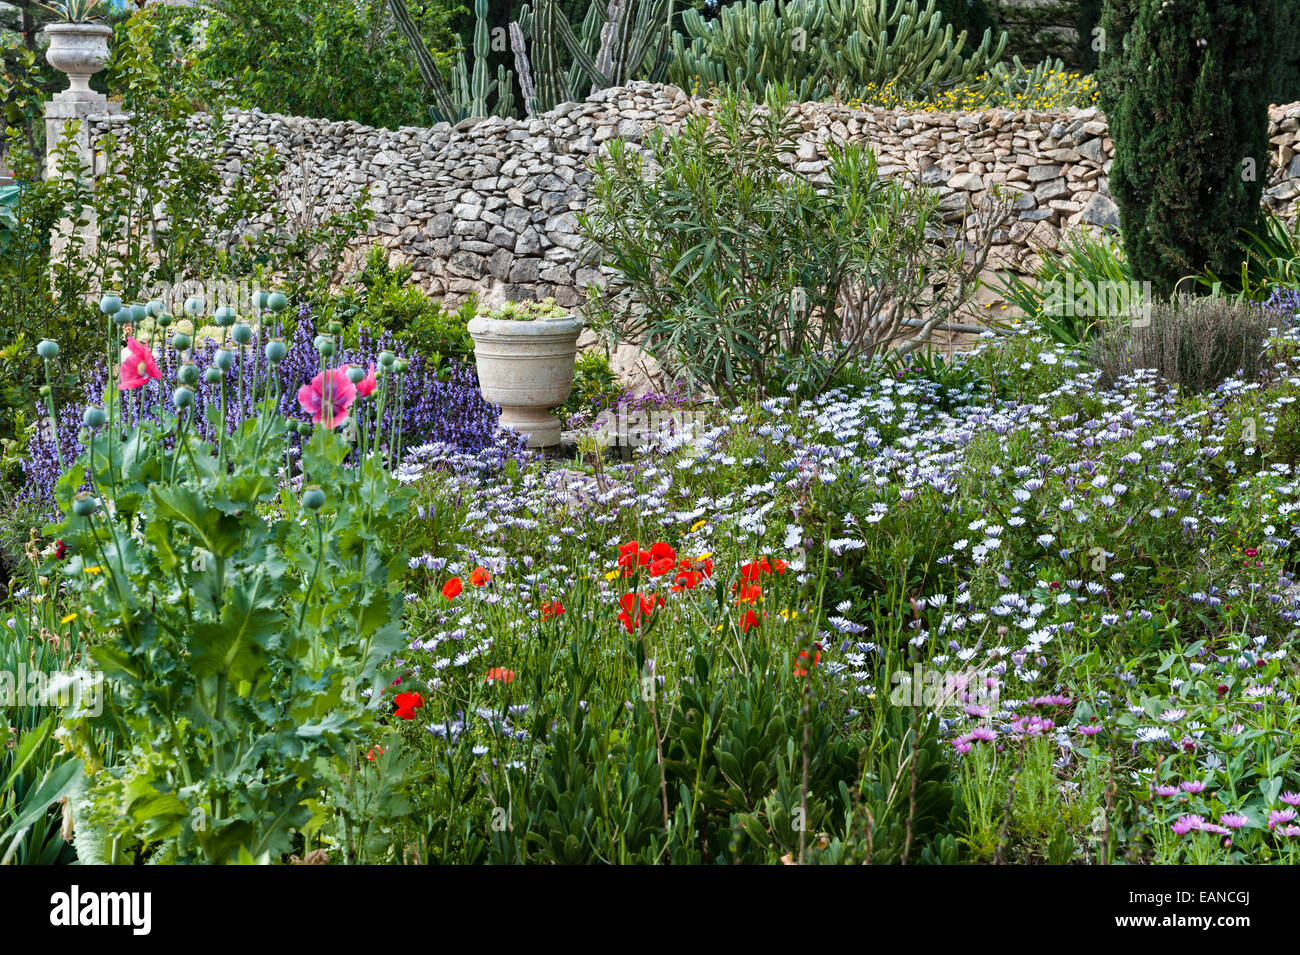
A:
580,87,1006,401
1101,0,1274,297
1089,295,1275,393
849,58,1099,111
134,0,463,130
558,349,622,428
331,246,475,366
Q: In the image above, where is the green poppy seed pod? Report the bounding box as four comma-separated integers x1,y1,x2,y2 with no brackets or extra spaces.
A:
173,386,195,409
315,338,335,358
171,332,192,352
267,292,288,312
37,339,60,359
99,294,122,316
184,296,203,316
38,384,51,398
156,312,173,328
296,420,313,435
379,350,396,368
326,321,342,335
204,367,223,385
130,303,148,322
253,290,270,311
265,338,287,364
214,305,236,327
147,299,165,317
231,322,253,345
346,364,365,384
112,307,132,326
72,493,98,517
177,361,199,385
214,349,235,371
302,485,326,510
82,405,107,429
395,357,409,374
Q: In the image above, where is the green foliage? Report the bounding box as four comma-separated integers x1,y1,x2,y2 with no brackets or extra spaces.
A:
668,0,1008,101
0,132,101,454
1101,0,1274,298
988,229,1132,346
1,23,56,159
41,0,106,22
558,348,622,425
1274,0,1300,105
581,87,999,400
55,392,413,864
182,0,463,129
1194,213,1300,302
0,577,86,865
482,296,570,321
480,646,963,864
330,246,475,366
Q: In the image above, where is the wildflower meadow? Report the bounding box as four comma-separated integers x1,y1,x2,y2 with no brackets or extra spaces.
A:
1,0,1297,935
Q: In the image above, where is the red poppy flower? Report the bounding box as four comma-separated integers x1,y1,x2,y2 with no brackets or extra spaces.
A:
485,667,515,684
649,556,676,577
740,608,761,633
649,541,676,563
54,539,66,560
618,540,654,575
469,566,491,587
617,592,661,633
740,558,771,582
671,569,702,592
733,583,763,605
394,691,424,720
540,600,565,620
366,745,385,762
442,577,463,600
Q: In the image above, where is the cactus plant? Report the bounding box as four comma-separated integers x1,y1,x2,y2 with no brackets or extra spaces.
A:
668,0,1008,101
511,0,674,115
390,0,515,122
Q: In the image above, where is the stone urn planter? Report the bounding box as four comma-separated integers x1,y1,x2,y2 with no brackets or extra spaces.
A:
467,300,584,448
43,22,114,98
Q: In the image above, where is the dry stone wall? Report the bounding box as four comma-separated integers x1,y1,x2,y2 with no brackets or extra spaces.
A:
81,82,1300,308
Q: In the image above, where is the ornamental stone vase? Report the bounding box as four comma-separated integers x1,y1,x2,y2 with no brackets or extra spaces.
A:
466,313,584,448
43,22,114,100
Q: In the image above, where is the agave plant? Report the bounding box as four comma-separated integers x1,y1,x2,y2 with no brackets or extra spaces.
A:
42,0,107,23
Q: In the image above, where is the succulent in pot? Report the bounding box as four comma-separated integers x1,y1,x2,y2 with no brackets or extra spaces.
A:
43,0,107,21
466,298,583,448
42,2,113,98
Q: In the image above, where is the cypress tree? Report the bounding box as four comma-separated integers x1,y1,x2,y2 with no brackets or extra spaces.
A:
1101,0,1275,297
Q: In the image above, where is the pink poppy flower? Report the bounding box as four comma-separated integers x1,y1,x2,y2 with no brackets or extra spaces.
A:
297,367,356,428
118,338,161,390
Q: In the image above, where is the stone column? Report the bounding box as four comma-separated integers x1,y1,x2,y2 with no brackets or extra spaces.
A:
42,23,120,179
41,22,121,268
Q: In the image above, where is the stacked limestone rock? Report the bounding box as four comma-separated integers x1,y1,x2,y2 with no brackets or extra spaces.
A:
81,81,1300,307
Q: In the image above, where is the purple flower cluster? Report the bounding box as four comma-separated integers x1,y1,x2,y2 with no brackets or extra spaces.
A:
22,313,507,509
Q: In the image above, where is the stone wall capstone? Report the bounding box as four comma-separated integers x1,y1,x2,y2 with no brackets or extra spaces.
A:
79,82,1300,307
